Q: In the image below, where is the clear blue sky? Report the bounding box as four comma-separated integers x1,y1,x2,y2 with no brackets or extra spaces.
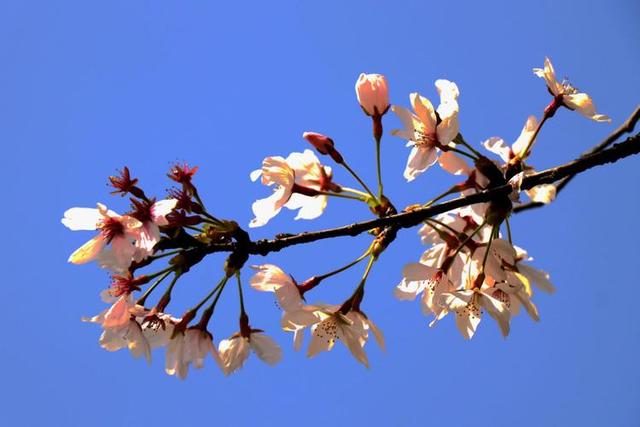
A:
2,1,639,426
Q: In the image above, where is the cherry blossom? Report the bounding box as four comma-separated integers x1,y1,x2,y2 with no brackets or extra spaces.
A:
302,306,383,368
250,150,334,227
129,198,178,259
82,294,151,362
391,79,460,181
533,57,610,122
62,203,142,272
218,331,282,375
165,328,222,379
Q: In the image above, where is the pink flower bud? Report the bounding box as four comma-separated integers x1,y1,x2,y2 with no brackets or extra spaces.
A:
355,73,389,116
303,132,334,155
302,131,344,164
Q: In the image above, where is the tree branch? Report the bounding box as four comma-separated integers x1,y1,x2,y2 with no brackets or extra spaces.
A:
514,106,640,213
199,132,639,256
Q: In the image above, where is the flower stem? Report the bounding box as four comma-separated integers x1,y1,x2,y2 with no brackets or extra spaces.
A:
521,107,553,160
445,146,478,161
454,134,483,158
236,271,246,316
505,217,513,244
197,277,229,329
192,276,229,313
449,218,488,263
481,225,498,273
423,187,457,208
316,190,367,201
145,265,176,281
374,135,384,199
425,217,460,237
340,161,378,203
136,269,172,306
147,249,182,262
340,185,374,200
154,271,182,312
316,249,371,282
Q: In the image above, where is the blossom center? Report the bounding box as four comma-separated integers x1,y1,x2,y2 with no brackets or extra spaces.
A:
99,217,125,242
315,317,340,344
560,79,578,95
414,128,437,148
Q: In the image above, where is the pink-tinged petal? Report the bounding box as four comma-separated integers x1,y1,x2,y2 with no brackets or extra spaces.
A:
99,328,128,351
151,199,178,225
285,193,327,220
435,79,460,104
260,156,295,187
110,235,136,271
391,105,417,137
165,335,188,379
455,309,481,339
249,333,282,366
281,308,321,331
526,184,556,204
125,321,152,363
518,264,555,293
249,264,291,291
219,336,251,375
249,187,289,228
394,279,425,301
341,331,369,368
103,296,133,329
404,146,438,182
366,318,385,351
68,235,106,264
120,215,142,232
440,290,475,311
516,292,540,322
355,73,389,116
563,93,611,122
508,172,524,202
439,151,470,175
534,57,562,95
136,222,161,255
292,329,305,351
307,325,333,357
402,262,438,281
483,137,511,163
436,102,459,144
480,293,511,337
512,115,538,158
249,169,262,182
410,93,437,133
62,208,102,231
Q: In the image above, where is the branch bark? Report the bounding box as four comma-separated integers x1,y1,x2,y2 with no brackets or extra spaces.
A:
201,132,639,256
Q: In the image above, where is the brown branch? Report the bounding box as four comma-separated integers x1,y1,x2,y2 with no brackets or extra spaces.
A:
200,132,639,257
514,106,640,213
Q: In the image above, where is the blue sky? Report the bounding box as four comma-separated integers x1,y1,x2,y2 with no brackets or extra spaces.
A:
2,1,639,426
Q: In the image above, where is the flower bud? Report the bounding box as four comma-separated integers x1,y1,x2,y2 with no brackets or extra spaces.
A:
355,73,389,117
303,132,333,155
303,131,344,164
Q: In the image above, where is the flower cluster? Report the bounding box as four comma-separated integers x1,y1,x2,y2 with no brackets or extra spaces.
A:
63,58,609,375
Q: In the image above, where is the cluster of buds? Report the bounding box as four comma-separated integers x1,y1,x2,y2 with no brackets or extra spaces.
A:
63,57,610,375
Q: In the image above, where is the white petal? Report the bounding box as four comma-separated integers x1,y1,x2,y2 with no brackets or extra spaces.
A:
249,333,283,366
61,208,102,231
404,146,438,182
